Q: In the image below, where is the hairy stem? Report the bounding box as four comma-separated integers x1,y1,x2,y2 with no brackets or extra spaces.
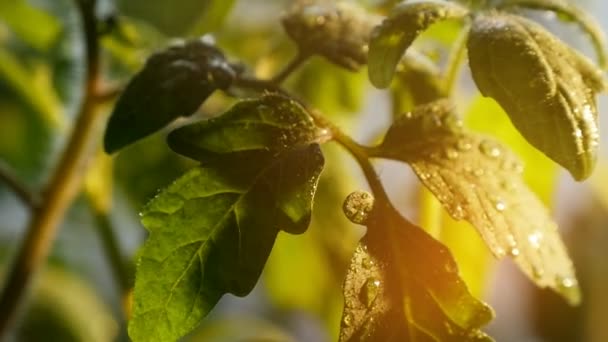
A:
443,24,470,96
0,0,103,334
0,161,39,209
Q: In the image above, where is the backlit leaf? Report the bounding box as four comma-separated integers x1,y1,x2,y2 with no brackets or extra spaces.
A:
379,100,580,304
497,0,608,69
368,0,469,88
104,39,236,153
339,202,493,341
129,95,325,342
467,13,605,180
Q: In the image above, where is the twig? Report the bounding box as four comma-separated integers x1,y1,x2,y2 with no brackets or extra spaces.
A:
0,161,39,209
0,0,103,335
443,23,471,96
271,51,311,84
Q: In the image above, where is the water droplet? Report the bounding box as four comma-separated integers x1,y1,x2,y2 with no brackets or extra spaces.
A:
528,231,543,249
456,139,472,151
360,277,382,307
445,147,459,160
361,257,374,270
343,312,354,327
532,266,544,278
473,168,485,177
452,205,465,220
343,191,374,225
495,247,506,258
419,172,430,180
479,140,501,158
494,199,506,212
558,276,576,289
509,247,520,257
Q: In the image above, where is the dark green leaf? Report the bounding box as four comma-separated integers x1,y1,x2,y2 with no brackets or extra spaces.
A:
282,1,378,70
467,13,605,180
497,0,608,69
129,95,325,342
379,100,580,304
368,0,468,88
104,39,235,153
167,94,319,162
340,202,493,341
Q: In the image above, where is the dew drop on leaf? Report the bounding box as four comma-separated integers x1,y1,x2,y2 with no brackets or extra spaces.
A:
360,277,382,307
343,312,354,327
479,140,501,158
343,191,375,225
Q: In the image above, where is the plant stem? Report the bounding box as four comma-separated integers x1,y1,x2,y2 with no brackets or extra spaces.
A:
271,51,311,84
443,24,470,96
0,0,102,335
0,161,39,209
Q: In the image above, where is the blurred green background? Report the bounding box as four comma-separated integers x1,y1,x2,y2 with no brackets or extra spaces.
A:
0,0,607,341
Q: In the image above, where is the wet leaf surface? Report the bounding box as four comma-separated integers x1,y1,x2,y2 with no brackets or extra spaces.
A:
368,0,469,88
468,13,605,180
379,100,581,304
129,95,325,342
339,202,493,341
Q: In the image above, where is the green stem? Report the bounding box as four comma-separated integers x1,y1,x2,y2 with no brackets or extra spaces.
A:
443,24,470,96
0,0,103,335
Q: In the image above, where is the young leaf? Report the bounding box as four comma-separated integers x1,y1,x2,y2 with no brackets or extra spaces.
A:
497,0,608,69
129,95,325,342
368,0,469,88
379,100,580,305
467,13,605,180
340,202,494,341
104,39,236,153
282,1,378,70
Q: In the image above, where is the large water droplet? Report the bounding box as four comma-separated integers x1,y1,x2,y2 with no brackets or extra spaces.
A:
343,191,374,225
343,312,354,327
360,277,382,307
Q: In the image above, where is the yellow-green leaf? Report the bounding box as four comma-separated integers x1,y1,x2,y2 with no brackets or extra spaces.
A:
379,100,580,304
368,0,469,88
467,13,605,180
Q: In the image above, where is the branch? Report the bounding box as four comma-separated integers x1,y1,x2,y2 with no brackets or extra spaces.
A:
0,0,104,334
0,161,39,209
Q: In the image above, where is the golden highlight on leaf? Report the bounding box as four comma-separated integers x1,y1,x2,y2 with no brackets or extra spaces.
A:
468,13,604,180
498,0,608,69
339,203,494,341
368,0,469,88
379,100,581,305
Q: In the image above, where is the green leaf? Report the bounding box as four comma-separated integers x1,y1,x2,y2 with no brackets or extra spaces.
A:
467,12,605,180
368,0,469,88
379,100,580,305
129,95,325,342
339,203,493,341
497,0,608,69
104,39,235,153
0,0,61,51
282,1,378,70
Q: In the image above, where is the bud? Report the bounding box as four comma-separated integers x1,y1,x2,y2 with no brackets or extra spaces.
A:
282,1,378,71
468,13,605,180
